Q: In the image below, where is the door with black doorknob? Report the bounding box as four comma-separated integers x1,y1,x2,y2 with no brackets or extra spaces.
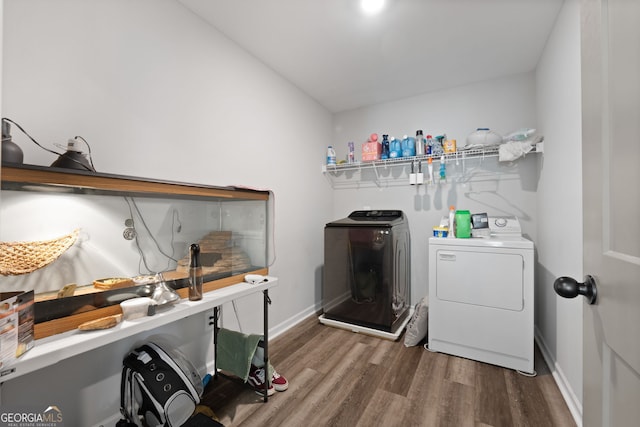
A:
567,0,640,425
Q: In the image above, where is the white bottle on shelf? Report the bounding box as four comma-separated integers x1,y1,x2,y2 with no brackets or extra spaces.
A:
448,205,456,238
327,146,336,165
415,130,425,156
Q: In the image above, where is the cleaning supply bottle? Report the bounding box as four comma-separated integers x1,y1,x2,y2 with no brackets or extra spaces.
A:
448,206,456,238
433,135,445,156
402,135,416,157
347,141,355,163
381,134,390,159
189,243,203,301
427,157,434,184
389,136,402,158
439,156,446,182
455,210,471,238
327,146,336,165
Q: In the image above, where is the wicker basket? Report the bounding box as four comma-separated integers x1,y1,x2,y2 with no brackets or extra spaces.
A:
0,229,79,276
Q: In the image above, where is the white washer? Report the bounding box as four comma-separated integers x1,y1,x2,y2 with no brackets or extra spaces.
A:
427,216,534,374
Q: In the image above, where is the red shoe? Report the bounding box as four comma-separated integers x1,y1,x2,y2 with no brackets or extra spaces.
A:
271,369,288,392
247,365,275,396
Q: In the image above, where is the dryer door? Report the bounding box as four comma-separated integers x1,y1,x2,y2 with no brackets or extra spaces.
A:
435,248,524,311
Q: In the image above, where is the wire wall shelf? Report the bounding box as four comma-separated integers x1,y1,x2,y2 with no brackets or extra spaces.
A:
322,143,543,189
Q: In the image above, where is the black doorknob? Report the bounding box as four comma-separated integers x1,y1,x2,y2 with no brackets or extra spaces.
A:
553,275,598,305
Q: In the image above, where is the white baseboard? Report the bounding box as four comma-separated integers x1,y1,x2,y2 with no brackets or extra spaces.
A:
534,327,583,427
206,359,217,375
269,302,322,340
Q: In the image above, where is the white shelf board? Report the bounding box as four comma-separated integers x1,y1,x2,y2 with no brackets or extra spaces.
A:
0,277,278,383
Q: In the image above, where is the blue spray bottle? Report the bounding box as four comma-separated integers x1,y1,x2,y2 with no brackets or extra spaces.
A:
439,156,446,182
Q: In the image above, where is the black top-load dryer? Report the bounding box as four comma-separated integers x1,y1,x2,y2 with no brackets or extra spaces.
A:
322,210,410,335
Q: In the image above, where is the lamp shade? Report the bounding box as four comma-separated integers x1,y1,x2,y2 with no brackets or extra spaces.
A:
1,120,24,164
50,150,92,170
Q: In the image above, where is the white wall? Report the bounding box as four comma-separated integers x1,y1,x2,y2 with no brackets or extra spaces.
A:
332,72,540,303
535,0,583,423
1,0,332,424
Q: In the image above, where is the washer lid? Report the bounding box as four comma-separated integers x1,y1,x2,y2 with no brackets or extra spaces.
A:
348,210,404,221
326,210,406,227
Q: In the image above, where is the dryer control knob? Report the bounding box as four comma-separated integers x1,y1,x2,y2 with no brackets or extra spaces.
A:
494,218,507,227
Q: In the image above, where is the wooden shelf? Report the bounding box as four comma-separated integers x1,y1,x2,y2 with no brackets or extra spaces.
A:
33,267,269,339
1,163,269,200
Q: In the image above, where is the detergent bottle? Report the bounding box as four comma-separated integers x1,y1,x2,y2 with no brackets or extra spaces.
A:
389,137,402,158
455,210,471,238
327,146,337,165
402,135,416,157
381,134,390,159
426,134,433,155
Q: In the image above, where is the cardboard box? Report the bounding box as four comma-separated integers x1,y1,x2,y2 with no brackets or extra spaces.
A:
0,291,35,372
443,139,457,153
361,141,381,162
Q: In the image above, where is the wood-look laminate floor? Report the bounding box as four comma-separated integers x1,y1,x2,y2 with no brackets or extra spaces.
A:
201,316,577,427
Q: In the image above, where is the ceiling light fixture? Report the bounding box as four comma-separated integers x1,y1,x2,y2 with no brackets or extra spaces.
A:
361,0,385,15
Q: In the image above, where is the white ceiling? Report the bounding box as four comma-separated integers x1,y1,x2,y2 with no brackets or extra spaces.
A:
178,0,563,113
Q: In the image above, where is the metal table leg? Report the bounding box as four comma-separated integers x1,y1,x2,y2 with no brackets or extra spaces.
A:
263,289,271,402
211,306,219,380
